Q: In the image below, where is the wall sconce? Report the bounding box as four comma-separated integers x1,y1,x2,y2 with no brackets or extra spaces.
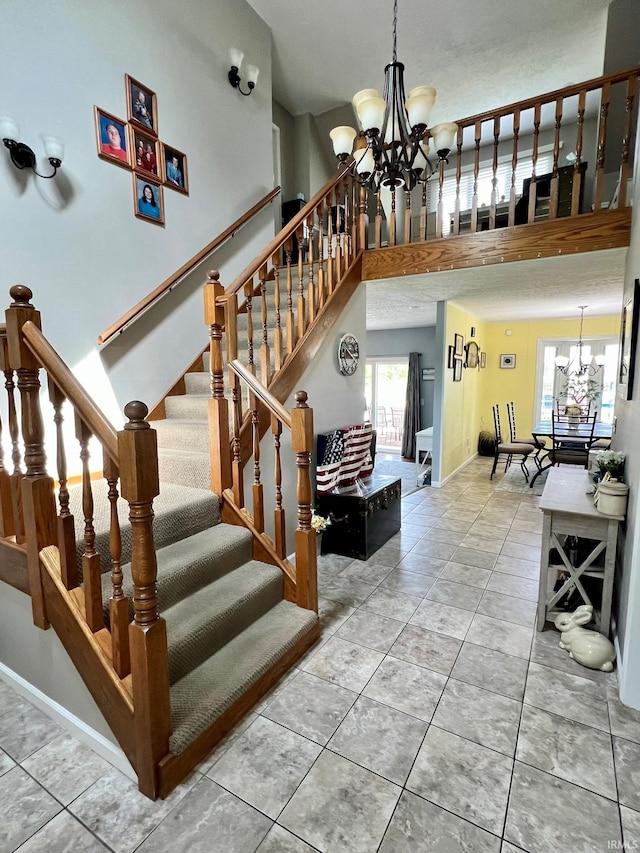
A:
0,116,64,178
228,48,259,96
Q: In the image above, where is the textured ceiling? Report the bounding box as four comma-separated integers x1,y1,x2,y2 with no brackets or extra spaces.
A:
365,249,627,328
246,0,622,328
247,0,613,120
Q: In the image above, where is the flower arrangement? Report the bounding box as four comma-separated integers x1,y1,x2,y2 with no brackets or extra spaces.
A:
311,512,331,533
595,450,626,481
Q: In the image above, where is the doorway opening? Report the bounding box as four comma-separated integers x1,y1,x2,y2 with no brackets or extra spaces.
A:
365,357,408,453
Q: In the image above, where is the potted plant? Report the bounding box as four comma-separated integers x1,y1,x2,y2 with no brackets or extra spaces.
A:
557,378,600,425
595,450,626,482
311,511,331,556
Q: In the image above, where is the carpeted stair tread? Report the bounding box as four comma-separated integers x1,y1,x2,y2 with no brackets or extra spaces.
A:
69,480,219,575
164,560,283,684
152,418,210,452
157,448,211,491
169,600,318,753
101,523,253,618
164,394,210,420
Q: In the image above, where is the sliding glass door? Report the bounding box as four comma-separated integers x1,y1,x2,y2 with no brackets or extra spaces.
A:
365,357,409,452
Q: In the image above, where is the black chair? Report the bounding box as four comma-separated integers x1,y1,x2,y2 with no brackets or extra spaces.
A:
548,412,597,469
490,405,533,481
507,401,546,469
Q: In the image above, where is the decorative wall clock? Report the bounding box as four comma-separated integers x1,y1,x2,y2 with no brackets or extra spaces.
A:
337,333,360,375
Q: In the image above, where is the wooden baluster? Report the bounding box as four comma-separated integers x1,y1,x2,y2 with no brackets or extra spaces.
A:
347,177,356,262
0,335,16,538
307,212,316,324
471,120,481,233
334,188,344,279
452,125,463,236
527,103,541,224
225,294,244,507
618,76,637,208
436,161,445,239
259,264,271,386
326,196,335,294
389,188,397,247
204,270,231,494
119,401,170,800
375,188,383,248
296,224,306,340
271,251,283,371
284,238,296,356
548,96,563,220
508,109,520,226
358,183,369,251
76,417,103,632
571,90,586,216
403,188,411,244
244,281,255,376
5,285,56,628
593,81,611,212
291,391,317,612
419,178,428,241
272,415,286,559
251,394,264,533
49,381,77,589
489,115,500,230
104,453,130,679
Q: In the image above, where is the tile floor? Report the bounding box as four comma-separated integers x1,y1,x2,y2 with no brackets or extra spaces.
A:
2,457,640,852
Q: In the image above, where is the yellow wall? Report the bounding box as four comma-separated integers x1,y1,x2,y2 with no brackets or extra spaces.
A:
441,307,620,481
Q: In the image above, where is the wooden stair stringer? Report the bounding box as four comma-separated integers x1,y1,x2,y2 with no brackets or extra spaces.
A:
38,545,137,773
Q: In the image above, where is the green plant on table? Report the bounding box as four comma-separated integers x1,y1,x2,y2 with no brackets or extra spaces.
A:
595,450,625,481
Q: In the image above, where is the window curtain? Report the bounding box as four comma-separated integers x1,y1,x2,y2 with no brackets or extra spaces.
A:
401,352,421,458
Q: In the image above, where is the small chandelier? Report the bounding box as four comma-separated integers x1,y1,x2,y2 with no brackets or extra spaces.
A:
329,0,458,192
555,306,606,377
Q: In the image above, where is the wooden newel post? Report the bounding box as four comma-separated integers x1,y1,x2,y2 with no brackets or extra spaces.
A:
291,391,317,612
118,400,171,799
5,286,57,629
203,270,231,494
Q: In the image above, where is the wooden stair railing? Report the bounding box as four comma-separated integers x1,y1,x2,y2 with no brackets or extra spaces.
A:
222,358,318,613
3,285,170,797
366,66,639,248
97,186,281,345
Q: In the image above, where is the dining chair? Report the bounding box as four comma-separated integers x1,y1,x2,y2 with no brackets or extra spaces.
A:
490,404,534,481
507,401,546,469
548,412,597,469
390,407,405,441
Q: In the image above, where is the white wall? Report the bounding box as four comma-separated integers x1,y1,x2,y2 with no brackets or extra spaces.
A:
0,0,275,424
613,109,640,710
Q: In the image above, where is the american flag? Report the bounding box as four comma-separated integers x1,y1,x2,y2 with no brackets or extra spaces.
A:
316,423,374,493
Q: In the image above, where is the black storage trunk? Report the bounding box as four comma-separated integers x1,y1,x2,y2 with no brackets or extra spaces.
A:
316,474,401,561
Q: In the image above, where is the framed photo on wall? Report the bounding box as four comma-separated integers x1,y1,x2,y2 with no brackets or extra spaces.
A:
448,345,456,369
465,340,480,369
618,278,640,400
162,144,189,194
454,333,464,357
94,107,130,168
133,175,164,225
129,127,161,178
480,351,487,369
500,353,516,369
453,359,463,382
126,74,158,136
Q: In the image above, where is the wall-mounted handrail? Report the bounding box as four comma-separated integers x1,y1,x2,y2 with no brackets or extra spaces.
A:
97,186,281,346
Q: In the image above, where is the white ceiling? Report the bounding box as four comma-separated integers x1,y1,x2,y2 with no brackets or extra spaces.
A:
247,0,625,329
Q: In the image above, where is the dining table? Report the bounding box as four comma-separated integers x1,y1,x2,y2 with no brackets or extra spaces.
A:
528,420,613,488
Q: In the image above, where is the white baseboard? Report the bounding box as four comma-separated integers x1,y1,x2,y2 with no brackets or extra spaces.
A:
432,452,478,488
0,662,136,782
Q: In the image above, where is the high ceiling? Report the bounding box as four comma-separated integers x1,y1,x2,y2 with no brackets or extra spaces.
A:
247,0,625,328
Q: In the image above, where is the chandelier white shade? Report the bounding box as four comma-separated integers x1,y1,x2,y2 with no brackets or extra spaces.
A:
329,0,457,191
555,306,606,377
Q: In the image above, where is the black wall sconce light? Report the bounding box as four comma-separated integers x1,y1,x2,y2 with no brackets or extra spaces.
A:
228,48,259,96
0,115,64,179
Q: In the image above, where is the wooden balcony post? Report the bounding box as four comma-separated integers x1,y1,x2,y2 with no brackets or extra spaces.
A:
0,332,25,543
291,391,317,612
203,270,231,495
118,400,171,799
5,286,57,629
358,183,369,252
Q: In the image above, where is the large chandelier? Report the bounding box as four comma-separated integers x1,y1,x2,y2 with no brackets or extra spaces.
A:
329,0,458,192
555,306,606,377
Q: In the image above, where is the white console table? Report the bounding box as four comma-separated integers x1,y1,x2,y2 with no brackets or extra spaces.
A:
537,467,623,636
415,427,433,486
